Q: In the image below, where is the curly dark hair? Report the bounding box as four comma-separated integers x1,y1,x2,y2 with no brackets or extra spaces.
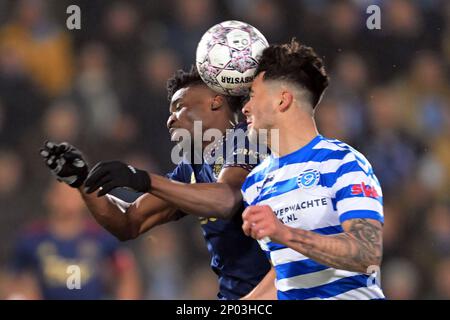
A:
256,39,329,108
166,65,244,113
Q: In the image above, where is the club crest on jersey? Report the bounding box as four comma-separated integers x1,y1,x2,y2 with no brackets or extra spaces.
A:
297,169,320,189
212,156,224,179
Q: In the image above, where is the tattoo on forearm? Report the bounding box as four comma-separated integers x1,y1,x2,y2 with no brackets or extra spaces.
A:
288,219,382,273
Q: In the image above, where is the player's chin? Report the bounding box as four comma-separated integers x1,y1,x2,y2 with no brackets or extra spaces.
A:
247,126,258,144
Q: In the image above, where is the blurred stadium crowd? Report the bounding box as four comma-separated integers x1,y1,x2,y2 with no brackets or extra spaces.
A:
0,0,448,299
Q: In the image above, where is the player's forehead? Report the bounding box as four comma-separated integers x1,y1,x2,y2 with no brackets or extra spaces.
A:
250,73,265,93
170,85,209,107
170,87,190,106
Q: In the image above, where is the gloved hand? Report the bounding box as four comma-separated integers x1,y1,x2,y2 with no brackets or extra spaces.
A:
84,161,151,197
40,141,89,188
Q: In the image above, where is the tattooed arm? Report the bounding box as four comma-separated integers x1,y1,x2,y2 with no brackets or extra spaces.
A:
242,205,382,273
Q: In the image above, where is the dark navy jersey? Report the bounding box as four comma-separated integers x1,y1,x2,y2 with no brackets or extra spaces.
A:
11,220,121,300
167,122,271,300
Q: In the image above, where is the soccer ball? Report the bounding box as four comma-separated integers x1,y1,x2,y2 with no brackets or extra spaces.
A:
196,20,269,96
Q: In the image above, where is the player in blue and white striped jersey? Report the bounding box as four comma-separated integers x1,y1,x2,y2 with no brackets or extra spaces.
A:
240,39,385,300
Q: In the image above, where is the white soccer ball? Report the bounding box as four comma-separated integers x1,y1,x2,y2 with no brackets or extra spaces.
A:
196,20,269,96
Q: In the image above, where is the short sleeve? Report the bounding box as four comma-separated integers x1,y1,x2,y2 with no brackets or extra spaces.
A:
331,155,384,224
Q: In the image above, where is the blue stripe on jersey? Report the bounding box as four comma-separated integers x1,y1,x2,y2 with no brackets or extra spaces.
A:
339,210,384,224
267,242,287,251
274,225,344,279
323,138,368,167
275,259,329,279
268,225,343,254
335,185,383,204
250,176,299,205
312,225,343,235
243,136,354,192
244,149,350,192
277,274,370,300
320,160,366,188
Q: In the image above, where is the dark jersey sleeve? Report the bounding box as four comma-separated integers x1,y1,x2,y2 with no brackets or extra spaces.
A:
165,163,190,220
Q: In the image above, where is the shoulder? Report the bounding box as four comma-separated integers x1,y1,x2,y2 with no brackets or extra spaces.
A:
314,136,373,173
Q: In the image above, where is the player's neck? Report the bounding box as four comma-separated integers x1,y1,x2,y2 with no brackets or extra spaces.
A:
214,115,236,135
269,117,318,158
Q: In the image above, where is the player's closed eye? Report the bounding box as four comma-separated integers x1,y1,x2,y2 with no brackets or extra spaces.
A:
242,95,252,105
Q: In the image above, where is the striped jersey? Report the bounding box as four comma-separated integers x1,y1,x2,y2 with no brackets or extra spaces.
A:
241,134,385,300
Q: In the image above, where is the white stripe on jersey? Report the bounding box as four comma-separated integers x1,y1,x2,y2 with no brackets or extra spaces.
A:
306,286,385,300
337,197,383,214
276,269,360,292
270,248,309,266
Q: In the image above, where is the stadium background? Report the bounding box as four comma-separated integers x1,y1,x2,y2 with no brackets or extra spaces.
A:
0,0,448,299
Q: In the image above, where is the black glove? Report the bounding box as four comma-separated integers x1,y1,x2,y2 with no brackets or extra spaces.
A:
40,141,89,188
84,161,151,197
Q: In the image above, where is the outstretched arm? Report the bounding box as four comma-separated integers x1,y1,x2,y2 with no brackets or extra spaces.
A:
80,188,179,241
149,166,248,219
83,161,250,220
242,205,382,273
40,142,180,242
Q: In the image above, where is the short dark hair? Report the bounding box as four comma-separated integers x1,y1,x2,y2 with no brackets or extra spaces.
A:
256,39,329,107
166,65,243,113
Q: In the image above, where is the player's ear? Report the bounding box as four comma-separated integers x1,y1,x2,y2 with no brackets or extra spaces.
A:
211,95,224,111
278,91,293,112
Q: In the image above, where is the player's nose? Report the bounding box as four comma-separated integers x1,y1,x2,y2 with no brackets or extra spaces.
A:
242,100,251,117
167,114,177,129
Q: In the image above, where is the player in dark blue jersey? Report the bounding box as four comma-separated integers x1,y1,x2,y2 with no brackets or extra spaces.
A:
7,182,141,300
40,67,273,300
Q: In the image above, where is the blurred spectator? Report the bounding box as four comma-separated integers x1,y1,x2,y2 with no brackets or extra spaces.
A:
324,52,371,145
42,101,80,143
382,258,421,300
138,224,184,299
364,87,420,192
432,257,450,299
226,0,290,43
374,0,426,81
0,150,28,262
0,150,23,196
424,204,450,258
5,182,142,299
101,1,143,98
0,40,46,147
392,51,450,139
0,0,73,97
71,42,121,142
166,0,217,66
182,264,219,300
